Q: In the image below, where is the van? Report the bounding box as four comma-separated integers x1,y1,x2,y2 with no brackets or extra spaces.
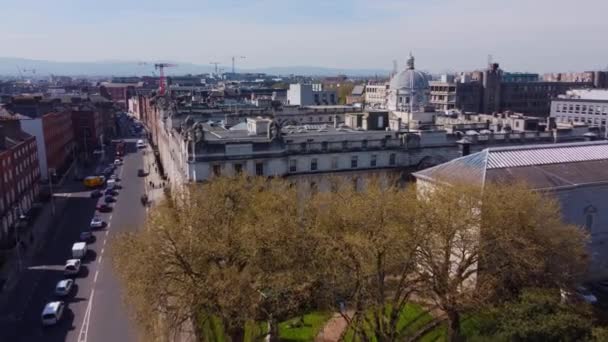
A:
41,301,65,326
106,179,116,190
83,176,104,188
71,242,87,259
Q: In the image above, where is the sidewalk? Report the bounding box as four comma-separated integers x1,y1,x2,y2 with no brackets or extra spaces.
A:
0,161,77,313
142,147,166,208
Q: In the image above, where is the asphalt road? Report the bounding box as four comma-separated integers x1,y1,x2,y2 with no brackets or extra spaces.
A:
0,120,146,342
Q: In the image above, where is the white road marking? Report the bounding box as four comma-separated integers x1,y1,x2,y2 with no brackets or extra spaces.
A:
103,239,107,246
109,214,113,221
98,255,103,264
105,230,109,237
94,270,99,283
78,288,95,342
101,247,105,255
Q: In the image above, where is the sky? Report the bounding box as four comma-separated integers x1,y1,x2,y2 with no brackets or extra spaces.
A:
0,0,607,73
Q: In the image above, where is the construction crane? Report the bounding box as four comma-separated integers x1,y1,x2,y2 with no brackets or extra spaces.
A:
210,62,221,74
231,56,246,74
154,63,177,95
137,62,177,95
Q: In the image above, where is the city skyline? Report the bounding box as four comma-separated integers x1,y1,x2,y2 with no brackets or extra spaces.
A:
1,0,607,73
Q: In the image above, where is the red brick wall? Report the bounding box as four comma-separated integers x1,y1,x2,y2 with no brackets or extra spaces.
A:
42,112,74,171
0,136,40,236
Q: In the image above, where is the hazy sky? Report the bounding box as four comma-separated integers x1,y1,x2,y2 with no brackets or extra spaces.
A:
1,0,607,73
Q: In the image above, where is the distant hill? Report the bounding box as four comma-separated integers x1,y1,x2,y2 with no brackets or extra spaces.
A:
0,57,389,77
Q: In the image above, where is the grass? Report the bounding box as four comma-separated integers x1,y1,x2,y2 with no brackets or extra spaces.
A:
197,311,331,342
342,303,437,342
279,312,333,341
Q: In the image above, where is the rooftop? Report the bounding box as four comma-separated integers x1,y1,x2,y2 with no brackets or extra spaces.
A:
413,140,608,190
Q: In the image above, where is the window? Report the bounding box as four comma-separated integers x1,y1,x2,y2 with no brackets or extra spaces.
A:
371,154,377,167
351,156,358,168
212,164,221,177
362,140,368,149
389,153,396,166
310,158,318,171
300,142,307,152
255,162,264,176
233,163,243,174
321,142,328,152
331,156,338,169
289,160,297,172
342,141,348,150
584,205,597,232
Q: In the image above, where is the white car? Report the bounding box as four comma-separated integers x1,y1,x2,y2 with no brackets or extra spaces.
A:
54,279,74,297
41,301,65,326
136,139,146,149
64,259,81,276
90,217,103,229
114,159,122,166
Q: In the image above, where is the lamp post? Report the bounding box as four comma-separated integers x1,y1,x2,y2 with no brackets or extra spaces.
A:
48,168,56,216
13,207,22,271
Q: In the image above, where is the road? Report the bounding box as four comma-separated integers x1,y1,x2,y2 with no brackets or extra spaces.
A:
0,119,146,342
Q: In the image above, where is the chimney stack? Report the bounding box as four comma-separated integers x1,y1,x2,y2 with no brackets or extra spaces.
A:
456,137,472,156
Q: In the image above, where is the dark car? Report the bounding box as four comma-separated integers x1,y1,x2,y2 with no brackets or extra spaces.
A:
96,204,112,212
104,196,116,204
105,189,118,196
90,190,102,198
137,169,146,177
80,231,93,242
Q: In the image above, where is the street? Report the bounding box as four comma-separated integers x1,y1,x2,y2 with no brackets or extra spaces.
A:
0,120,147,342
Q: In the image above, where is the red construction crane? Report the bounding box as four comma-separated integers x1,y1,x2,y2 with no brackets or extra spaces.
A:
154,63,177,95
137,62,177,95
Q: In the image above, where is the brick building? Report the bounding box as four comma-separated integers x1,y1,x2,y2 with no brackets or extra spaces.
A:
0,119,40,247
71,105,104,156
99,82,138,110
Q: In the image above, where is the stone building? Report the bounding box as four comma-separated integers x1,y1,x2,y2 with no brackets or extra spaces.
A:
413,140,608,281
551,89,608,129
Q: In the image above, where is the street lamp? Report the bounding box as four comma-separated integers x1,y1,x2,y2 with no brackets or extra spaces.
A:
48,168,56,216
12,206,22,271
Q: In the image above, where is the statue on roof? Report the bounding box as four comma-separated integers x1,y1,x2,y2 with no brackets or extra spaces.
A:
406,53,415,70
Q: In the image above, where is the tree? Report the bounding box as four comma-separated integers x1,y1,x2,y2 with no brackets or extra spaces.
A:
112,176,312,341
490,288,595,341
309,178,423,341
413,182,589,342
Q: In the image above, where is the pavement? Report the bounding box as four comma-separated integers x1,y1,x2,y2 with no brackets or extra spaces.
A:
0,117,148,342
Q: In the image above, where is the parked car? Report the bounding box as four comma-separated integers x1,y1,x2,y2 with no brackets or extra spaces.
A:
80,230,93,242
54,279,74,297
104,196,116,204
64,259,81,276
114,159,122,166
90,217,104,229
90,190,102,198
136,139,146,149
41,301,65,326
105,189,118,196
96,204,112,213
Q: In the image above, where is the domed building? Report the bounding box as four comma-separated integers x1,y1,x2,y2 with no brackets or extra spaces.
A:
387,54,430,112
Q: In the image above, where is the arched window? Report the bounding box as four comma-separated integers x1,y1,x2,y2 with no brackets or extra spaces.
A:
584,205,597,232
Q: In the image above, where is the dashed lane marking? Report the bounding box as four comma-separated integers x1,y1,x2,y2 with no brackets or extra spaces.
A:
109,214,113,221
94,270,99,283
103,239,107,246
105,231,109,237
101,247,105,255
98,255,103,264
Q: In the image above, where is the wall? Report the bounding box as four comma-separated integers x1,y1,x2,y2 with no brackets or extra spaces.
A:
19,118,48,180
554,185,608,281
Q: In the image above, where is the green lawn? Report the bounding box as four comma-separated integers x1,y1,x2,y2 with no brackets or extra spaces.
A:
342,303,438,342
197,311,331,342
279,312,333,341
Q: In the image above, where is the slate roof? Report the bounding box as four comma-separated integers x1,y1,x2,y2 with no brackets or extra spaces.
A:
351,85,365,96
413,141,608,190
